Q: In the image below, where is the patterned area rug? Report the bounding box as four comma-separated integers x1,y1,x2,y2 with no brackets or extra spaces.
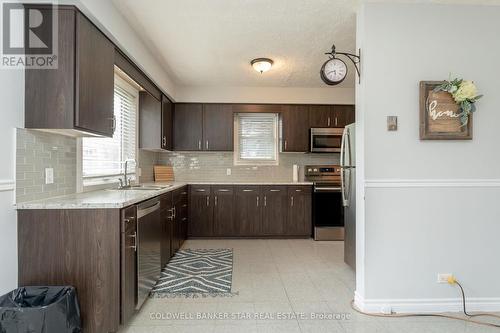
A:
151,249,235,298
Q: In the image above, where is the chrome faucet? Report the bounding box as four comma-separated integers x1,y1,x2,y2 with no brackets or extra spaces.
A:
119,159,136,189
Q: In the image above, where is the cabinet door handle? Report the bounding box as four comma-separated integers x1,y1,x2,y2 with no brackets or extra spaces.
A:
335,117,338,126
162,136,166,147
256,196,259,207
182,204,187,208
327,117,331,127
195,189,206,192
264,195,267,207
128,232,137,252
198,140,202,150
295,189,302,192
124,216,135,224
173,207,176,218
291,196,294,207
206,196,210,206
182,217,187,222
218,189,230,192
215,195,218,206
206,140,209,150
270,189,280,192
243,189,253,192
284,140,287,150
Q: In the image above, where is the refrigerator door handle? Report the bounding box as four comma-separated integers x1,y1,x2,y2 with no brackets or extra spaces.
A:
340,128,347,168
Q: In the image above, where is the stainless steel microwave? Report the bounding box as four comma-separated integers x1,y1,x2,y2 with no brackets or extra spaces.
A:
310,128,344,153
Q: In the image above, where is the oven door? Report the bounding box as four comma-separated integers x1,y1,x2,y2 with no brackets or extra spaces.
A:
313,185,344,228
310,128,344,153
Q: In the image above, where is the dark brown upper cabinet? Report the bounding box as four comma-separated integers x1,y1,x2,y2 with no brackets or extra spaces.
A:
139,92,162,150
173,104,204,151
139,93,173,151
203,104,234,151
174,103,233,151
281,105,310,152
309,105,355,128
309,105,336,128
161,95,173,151
25,6,115,137
337,105,355,126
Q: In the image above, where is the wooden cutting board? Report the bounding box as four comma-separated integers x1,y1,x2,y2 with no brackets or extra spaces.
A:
154,165,174,182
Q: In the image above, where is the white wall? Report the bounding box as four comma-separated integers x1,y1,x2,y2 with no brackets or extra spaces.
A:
0,68,23,295
176,86,355,104
356,3,500,313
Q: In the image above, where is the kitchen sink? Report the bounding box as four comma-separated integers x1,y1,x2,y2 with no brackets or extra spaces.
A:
107,185,172,191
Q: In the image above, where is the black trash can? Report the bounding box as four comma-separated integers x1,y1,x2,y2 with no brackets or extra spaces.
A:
0,286,81,333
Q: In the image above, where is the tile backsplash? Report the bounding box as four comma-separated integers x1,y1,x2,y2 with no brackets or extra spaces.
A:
138,150,158,183
16,129,77,203
157,152,338,182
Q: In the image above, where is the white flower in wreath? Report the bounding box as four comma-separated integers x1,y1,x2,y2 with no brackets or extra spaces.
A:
452,81,478,103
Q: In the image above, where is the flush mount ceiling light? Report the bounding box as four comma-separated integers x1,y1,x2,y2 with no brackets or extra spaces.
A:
251,58,273,74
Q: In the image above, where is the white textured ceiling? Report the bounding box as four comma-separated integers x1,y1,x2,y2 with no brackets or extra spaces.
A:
111,0,358,88
112,0,500,89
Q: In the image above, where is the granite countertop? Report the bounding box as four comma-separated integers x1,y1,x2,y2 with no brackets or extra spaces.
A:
15,181,313,210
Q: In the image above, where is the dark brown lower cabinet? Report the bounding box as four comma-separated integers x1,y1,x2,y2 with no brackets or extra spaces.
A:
121,206,137,325
173,187,188,252
286,186,313,236
213,186,235,236
18,209,121,333
262,186,288,236
188,185,213,237
160,193,173,267
188,184,311,238
234,186,262,236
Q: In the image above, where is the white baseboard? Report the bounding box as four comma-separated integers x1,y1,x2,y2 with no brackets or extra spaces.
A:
0,180,15,192
354,292,500,313
364,179,500,188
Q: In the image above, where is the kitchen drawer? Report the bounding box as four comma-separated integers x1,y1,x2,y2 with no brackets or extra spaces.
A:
288,185,312,194
212,185,234,194
262,185,287,194
190,185,211,195
173,186,188,203
121,205,137,233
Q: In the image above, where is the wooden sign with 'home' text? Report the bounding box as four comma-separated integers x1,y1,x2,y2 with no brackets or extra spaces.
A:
419,81,472,140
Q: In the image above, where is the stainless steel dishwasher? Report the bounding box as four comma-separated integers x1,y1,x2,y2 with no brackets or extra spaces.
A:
136,197,161,309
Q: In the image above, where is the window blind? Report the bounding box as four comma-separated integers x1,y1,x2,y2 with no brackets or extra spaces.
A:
235,113,278,164
82,79,137,180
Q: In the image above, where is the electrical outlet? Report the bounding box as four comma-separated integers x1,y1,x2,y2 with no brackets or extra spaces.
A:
45,168,54,185
437,273,453,284
137,168,142,177
226,168,231,176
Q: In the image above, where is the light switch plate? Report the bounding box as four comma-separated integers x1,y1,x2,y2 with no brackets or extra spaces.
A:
387,116,398,131
45,168,54,184
226,168,231,176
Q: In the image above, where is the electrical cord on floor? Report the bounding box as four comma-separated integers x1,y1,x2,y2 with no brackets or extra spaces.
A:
349,277,500,329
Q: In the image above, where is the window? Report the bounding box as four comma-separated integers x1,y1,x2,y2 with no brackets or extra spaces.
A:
234,113,279,165
81,75,138,186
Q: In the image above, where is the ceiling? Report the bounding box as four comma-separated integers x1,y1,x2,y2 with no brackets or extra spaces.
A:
111,0,358,88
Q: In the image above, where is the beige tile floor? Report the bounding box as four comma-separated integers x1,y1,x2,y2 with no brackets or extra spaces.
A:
119,239,500,333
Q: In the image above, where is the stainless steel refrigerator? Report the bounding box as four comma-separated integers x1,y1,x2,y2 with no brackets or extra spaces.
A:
341,123,356,271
